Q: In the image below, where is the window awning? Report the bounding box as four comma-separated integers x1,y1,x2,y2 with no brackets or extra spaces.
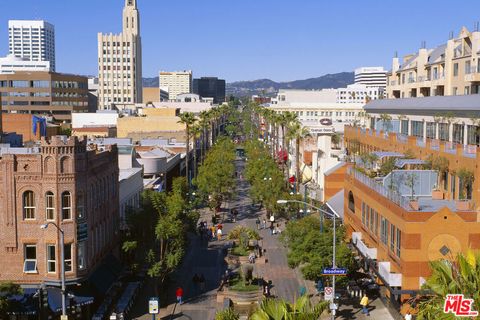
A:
47,287,94,313
325,189,344,220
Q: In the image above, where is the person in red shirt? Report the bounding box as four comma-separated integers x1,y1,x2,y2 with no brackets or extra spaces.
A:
176,287,184,305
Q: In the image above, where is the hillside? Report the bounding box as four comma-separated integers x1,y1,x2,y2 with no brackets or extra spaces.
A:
142,72,355,97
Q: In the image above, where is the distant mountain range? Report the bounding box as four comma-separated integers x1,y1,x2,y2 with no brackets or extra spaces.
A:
142,72,354,97
226,72,354,97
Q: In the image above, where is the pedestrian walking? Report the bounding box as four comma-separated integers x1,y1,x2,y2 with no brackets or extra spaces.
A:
255,217,261,230
217,227,223,240
210,226,216,240
269,222,274,235
262,219,267,229
199,274,206,292
176,287,184,305
360,294,370,316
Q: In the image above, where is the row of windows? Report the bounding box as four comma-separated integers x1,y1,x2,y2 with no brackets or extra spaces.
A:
0,80,85,89
361,202,401,258
51,101,88,107
101,57,131,63
398,119,480,145
102,41,131,47
23,243,83,273
52,81,87,89
23,191,83,221
0,91,50,97
101,65,133,71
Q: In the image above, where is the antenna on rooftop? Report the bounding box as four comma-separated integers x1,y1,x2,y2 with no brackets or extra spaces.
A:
449,31,454,39
394,51,398,58
421,41,426,49
475,21,479,32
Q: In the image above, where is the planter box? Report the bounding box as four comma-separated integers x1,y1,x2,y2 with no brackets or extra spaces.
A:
409,201,419,211
431,190,444,200
455,200,471,211
220,288,263,305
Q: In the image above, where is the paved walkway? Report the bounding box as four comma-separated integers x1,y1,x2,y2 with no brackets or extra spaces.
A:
130,159,396,320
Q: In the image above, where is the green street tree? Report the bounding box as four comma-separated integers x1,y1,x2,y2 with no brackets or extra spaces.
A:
280,216,355,281
195,137,236,211
146,178,198,295
244,140,287,215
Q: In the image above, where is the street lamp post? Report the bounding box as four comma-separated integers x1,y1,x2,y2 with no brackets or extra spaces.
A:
277,199,338,319
40,222,67,319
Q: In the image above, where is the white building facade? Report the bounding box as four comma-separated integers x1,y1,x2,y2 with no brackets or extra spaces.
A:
98,0,143,110
354,66,387,89
8,20,55,71
0,54,50,74
159,71,192,101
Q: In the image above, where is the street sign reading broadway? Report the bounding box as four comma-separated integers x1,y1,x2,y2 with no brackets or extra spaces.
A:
322,267,347,276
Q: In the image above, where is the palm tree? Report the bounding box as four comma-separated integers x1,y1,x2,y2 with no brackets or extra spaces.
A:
199,110,210,159
417,251,480,319
287,120,310,192
190,124,202,179
178,112,196,188
250,296,328,320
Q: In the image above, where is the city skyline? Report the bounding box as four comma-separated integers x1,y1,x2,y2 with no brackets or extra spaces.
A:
1,0,480,82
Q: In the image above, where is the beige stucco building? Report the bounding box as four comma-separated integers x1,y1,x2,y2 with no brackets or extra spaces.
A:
159,71,192,101
387,27,480,99
117,108,186,139
97,0,142,110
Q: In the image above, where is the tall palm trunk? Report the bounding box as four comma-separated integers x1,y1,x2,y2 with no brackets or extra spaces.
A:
185,126,190,188
296,137,300,193
193,136,197,179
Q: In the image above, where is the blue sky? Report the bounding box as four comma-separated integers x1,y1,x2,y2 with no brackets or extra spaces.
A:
1,0,480,82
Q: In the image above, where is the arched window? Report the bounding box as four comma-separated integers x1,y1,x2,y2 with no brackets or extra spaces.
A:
23,191,36,219
44,156,55,173
61,191,72,220
348,191,355,213
60,157,72,173
45,192,55,220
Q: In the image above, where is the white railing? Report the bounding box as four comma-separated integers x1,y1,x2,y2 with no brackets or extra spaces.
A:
378,261,402,287
349,168,410,210
352,232,377,259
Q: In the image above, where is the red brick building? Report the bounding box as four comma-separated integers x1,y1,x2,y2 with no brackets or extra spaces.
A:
0,135,119,285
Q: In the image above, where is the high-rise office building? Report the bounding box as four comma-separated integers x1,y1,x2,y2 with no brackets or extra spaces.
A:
8,20,55,71
193,77,226,104
354,67,387,89
98,0,142,110
159,71,192,101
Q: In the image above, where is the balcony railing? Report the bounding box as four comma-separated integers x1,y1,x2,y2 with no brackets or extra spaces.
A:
378,261,402,287
417,76,431,82
349,167,411,210
407,77,416,84
432,74,445,81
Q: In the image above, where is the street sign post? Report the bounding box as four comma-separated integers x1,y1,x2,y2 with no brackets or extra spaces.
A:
149,297,159,319
322,267,347,276
324,286,333,301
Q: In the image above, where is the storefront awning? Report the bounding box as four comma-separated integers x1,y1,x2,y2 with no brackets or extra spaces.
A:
47,287,94,313
325,189,344,220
